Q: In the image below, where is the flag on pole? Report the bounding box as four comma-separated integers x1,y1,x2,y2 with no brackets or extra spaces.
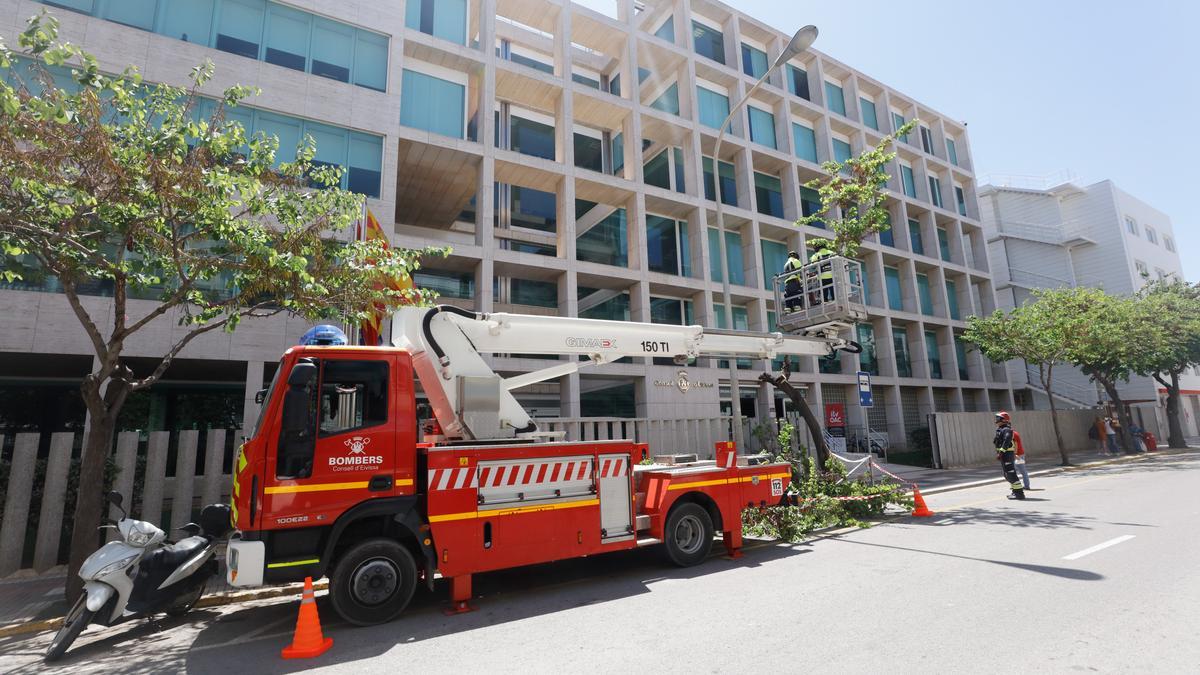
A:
359,208,413,346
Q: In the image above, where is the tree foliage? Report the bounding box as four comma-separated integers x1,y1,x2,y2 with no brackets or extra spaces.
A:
0,13,446,595
797,120,917,257
1133,280,1200,447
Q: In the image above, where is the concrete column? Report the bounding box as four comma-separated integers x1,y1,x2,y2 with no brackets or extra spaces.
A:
475,258,494,313
560,372,582,418
241,361,265,436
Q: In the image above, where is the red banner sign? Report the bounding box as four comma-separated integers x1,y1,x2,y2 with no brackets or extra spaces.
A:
825,403,846,428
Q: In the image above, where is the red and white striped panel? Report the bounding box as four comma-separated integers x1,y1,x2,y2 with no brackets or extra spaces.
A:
597,456,629,479
428,456,630,491
427,467,478,491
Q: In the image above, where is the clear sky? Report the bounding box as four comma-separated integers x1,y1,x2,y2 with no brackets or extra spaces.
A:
576,0,1200,281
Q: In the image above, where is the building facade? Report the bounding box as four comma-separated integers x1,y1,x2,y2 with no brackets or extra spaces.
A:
979,178,1200,438
0,0,1011,449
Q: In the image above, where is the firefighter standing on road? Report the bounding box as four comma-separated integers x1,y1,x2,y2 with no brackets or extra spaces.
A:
783,250,804,311
993,411,1026,500
809,245,836,305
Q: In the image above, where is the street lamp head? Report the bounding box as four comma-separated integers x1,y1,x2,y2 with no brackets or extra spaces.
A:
775,25,818,67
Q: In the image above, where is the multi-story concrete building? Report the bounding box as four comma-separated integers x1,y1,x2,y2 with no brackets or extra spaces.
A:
0,0,1011,449
979,177,1200,437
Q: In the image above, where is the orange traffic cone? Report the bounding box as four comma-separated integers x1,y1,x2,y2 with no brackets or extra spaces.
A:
281,577,333,660
911,485,934,517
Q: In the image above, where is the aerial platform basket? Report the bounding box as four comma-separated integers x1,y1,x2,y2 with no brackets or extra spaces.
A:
772,256,868,337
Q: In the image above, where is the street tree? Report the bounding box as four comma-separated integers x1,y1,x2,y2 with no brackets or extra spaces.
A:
964,291,1077,465
1133,280,1200,448
763,120,918,467
0,14,445,598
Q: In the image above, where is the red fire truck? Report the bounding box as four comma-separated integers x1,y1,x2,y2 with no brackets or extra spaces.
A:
228,271,862,625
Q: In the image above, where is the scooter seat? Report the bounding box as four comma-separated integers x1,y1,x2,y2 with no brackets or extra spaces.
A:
154,536,207,568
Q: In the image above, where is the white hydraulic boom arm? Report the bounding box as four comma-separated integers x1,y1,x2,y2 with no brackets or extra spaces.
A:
392,306,853,442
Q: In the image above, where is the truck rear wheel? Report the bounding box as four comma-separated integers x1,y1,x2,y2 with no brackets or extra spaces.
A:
329,538,417,626
663,502,713,567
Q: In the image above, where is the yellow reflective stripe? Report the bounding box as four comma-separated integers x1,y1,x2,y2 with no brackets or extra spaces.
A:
265,481,369,495
267,558,319,569
395,479,414,487
667,478,730,490
429,498,600,523
236,446,247,474
737,471,791,484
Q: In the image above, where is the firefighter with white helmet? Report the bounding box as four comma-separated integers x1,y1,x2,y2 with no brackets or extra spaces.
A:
993,411,1025,500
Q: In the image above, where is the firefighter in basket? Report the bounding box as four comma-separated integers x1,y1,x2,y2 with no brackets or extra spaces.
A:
783,250,804,312
808,244,836,306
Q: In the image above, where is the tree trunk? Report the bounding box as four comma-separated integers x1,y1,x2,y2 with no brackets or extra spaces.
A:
66,407,116,602
758,373,829,468
1164,371,1187,449
1041,365,1070,465
1099,379,1136,454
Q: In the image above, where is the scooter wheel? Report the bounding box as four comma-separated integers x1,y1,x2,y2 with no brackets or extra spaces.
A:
45,595,93,662
166,580,205,618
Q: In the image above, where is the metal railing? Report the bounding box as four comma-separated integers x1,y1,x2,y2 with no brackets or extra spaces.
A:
773,256,868,335
994,218,1095,248
1007,266,1075,289
1024,366,1099,407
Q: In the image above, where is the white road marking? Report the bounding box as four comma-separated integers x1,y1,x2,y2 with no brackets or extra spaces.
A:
1062,535,1136,561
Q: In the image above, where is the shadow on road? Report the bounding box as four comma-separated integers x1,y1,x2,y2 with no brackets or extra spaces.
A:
829,539,1103,581
906,506,1095,530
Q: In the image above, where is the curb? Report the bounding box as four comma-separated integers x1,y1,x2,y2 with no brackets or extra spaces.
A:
919,448,1193,497
0,580,326,639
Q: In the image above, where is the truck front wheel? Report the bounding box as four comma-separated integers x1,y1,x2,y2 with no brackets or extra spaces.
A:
329,538,418,626
663,502,714,567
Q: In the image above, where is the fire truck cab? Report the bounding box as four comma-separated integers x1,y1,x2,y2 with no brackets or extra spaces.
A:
228,281,857,625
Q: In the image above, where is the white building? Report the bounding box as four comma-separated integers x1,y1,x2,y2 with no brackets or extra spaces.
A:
978,177,1200,439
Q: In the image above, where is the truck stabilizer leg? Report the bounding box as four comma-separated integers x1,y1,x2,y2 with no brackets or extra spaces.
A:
722,530,743,559
444,575,474,615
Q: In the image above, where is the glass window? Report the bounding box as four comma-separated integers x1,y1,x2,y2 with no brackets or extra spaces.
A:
510,115,556,160
1145,227,1158,244
787,65,809,99
919,126,934,154
702,157,737,207
916,274,934,315
348,133,383,198
647,215,689,277
407,0,466,44
858,323,878,375
832,138,852,165
572,72,600,89
692,21,725,64
1166,236,1175,252
937,228,952,262
576,203,628,268
400,70,464,138
1125,217,1138,235
608,73,621,97
885,267,904,311
654,15,674,42
955,186,968,216
307,122,347,185
651,297,692,326
264,4,309,72
879,214,895,247
413,269,473,298
742,44,767,78
611,132,624,175
354,31,388,91
159,0,214,44
761,239,788,288
103,0,156,30
643,150,671,190
510,50,554,74
318,360,389,437
824,81,845,116
860,98,879,130
955,338,969,380
748,106,776,149
256,111,302,166
511,278,558,308
893,329,911,377
673,147,685,194
909,219,924,255
925,331,942,379
697,87,731,131
310,17,353,83
892,112,908,141
215,0,265,59
649,82,680,116
946,137,959,166
574,133,603,172
928,176,943,208
800,186,822,226
707,228,744,285
946,279,960,320
901,165,917,198
793,122,817,162
42,0,94,12
860,265,872,306
511,186,556,233
754,172,783,219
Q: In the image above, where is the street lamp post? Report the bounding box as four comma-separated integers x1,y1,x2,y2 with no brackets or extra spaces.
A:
712,25,818,449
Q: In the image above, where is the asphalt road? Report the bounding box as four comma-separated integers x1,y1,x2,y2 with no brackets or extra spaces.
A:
3,451,1198,674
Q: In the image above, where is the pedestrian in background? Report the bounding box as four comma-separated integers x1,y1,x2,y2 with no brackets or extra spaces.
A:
1088,418,1103,452
1013,428,1031,491
1104,416,1119,455
993,411,1025,500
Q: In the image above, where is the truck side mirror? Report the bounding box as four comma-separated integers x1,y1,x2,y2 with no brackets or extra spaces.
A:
254,388,268,405
287,361,317,387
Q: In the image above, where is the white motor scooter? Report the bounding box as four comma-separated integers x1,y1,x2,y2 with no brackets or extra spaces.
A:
45,491,231,662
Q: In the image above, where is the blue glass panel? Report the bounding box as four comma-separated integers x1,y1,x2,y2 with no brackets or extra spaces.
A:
860,98,878,130
885,267,903,311
311,17,353,83
510,115,555,160
697,87,729,131
611,132,624,175
511,186,556,233
158,0,214,44
702,158,737,207
800,186,822,226
946,279,960,320
354,31,388,91
44,0,94,12
348,133,382,197
433,0,467,44
833,138,852,164
692,22,725,64
572,73,600,88
400,69,464,139
787,65,809,99
824,81,845,115
255,111,302,166
608,73,621,96
654,16,674,42
909,219,924,255
760,239,788,288
215,0,264,59
925,331,942,379
264,4,309,72
748,106,776,149
576,207,628,267
707,228,744,285
938,228,952,262
754,172,783,219
792,123,817,162
103,0,156,30
741,44,767,78
955,339,969,379
917,274,934,315
649,83,680,116
647,215,682,275
946,138,959,165
901,165,916,197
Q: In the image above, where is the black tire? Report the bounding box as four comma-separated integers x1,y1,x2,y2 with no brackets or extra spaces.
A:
663,502,714,567
329,538,418,627
45,595,93,663
165,579,205,618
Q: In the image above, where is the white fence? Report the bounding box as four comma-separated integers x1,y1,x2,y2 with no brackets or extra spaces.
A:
0,429,236,577
928,410,1101,468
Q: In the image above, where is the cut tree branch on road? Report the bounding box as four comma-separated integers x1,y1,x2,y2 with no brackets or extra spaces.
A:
0,13,447,600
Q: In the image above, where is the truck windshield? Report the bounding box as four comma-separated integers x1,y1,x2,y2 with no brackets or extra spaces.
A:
250,360,282,440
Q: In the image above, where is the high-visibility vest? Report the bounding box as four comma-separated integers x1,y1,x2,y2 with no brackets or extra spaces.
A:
784,256,803,283
810,249,835,280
